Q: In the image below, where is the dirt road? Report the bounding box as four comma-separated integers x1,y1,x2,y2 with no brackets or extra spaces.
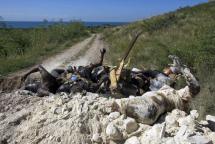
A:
42,34,105,72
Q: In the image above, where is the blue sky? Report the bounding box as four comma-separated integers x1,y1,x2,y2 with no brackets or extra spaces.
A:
0,0,208,22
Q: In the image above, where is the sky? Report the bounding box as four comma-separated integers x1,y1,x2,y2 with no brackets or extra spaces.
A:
0,0,208,22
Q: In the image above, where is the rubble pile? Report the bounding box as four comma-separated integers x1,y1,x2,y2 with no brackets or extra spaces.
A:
0,90,214,144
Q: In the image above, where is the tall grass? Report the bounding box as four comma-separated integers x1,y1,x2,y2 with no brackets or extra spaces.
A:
0,22,89,75
104,2,215,118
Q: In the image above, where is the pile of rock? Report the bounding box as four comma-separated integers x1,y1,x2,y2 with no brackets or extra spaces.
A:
0,91,215,144
104,109,215,144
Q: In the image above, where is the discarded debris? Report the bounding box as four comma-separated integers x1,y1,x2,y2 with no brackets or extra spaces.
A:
20,33,199,100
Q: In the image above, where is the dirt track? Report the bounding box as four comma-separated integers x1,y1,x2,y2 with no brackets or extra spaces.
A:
42,34,105,71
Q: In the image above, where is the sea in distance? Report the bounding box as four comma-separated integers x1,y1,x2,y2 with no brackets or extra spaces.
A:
2,21,128,28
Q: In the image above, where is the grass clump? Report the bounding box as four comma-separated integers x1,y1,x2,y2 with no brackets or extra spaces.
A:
104,2,215,118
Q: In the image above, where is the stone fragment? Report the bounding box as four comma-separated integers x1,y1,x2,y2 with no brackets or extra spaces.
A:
187,135,212,144
165,138,176,144
104,100,116,114
91,133,102,143
140,124,163,144
15,90,34,96
172,109,187,117
0,113,6,121
177,115,194,127
109,140,118,144
59,92,69,99
55,98,64,106
123,117,138,134
145,124,162,138
35,129,39,136
8,109,30,125
108,112,120,121
190,110,199,119
39,110,46,115
106,123,122,141
159,122,166,138
124,136,140,144
208,132,215,143
128,96,135,98
165,115,177,126
206,115,215,131
62,114,70,120
15,105,23,112
200,120,209,126
92,104,99,110
51,107,62,115
62,105,68,113
175,125,187,137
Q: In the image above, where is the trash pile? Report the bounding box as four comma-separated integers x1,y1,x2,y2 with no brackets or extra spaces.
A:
20,33,154,97
20,33,199,100
0,91,214,144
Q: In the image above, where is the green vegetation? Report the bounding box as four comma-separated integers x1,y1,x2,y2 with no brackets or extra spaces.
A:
0,22,89,75
104,2,215,118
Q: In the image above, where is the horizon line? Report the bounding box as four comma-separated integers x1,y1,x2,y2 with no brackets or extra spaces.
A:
1,20,131,23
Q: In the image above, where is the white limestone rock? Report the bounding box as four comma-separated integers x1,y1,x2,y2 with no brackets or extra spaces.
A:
165,109,187,132
0,113,6,121
140,123,163,143
208,132,215,144
171,109,187,117
159,122,166,138
15,90,34,96
165,138,176,144
55,97,65,106
91,133,102,143
165,115,178,127
190,110,199,119
108,112,120,121
106,123,122,141
51,107,62,115
123,117,138,134
177,115,195,127
187,135,212,144
200,120,209,126
175,125,187,137
124,136,140,144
